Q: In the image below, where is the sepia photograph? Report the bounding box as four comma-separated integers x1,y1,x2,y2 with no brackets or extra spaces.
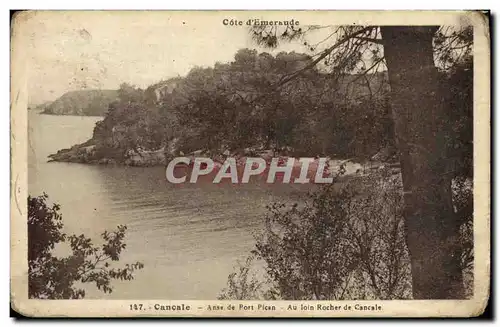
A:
10,10,490,317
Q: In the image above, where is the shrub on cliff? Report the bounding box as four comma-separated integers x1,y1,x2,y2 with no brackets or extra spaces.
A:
91,84,165,161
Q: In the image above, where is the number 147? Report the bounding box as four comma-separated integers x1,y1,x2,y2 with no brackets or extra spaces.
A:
130,304,143,311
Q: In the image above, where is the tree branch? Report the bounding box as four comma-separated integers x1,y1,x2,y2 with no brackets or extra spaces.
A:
348,56,386,85
220,26,379,109
353,36,384,45
276,26,376,88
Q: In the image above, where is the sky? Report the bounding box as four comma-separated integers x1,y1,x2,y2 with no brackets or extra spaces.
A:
15,11,322,105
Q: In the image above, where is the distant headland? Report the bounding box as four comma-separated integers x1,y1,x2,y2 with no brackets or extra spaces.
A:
38,89,119,116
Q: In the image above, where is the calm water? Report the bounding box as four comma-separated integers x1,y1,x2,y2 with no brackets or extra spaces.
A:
28,112,315,299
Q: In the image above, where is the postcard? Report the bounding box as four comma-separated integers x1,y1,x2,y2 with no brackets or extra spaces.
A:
10,10,490,317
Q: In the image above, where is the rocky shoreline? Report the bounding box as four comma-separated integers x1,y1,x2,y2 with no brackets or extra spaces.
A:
48,142,301,168
48,141,167,167
48,141,400,178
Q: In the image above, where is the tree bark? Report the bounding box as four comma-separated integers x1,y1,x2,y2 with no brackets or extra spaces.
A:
380,26,464,299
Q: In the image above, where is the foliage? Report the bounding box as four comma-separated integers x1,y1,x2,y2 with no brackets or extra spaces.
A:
221,170,473,300
83,46,470,166
92,83,165,160
434,26,473,71
218,256,271,300
453,176,474,298
169,49,392,158
69,48,394,162
28,193,144,299
252,173,411,300
443,57,473,179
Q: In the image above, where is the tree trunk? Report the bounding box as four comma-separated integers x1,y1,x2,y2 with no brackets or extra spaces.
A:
380,27,464,299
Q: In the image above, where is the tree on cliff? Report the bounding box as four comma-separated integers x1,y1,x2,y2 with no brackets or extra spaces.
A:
250,24,474,299
92,83,165,160
171,47,391,157
28,193,144,299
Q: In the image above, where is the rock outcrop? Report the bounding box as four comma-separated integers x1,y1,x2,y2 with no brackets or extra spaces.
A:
48,142,168,167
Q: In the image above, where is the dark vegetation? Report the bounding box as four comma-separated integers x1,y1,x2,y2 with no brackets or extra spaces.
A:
50,45,470,170
49,51,397,165
28,193,143,299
